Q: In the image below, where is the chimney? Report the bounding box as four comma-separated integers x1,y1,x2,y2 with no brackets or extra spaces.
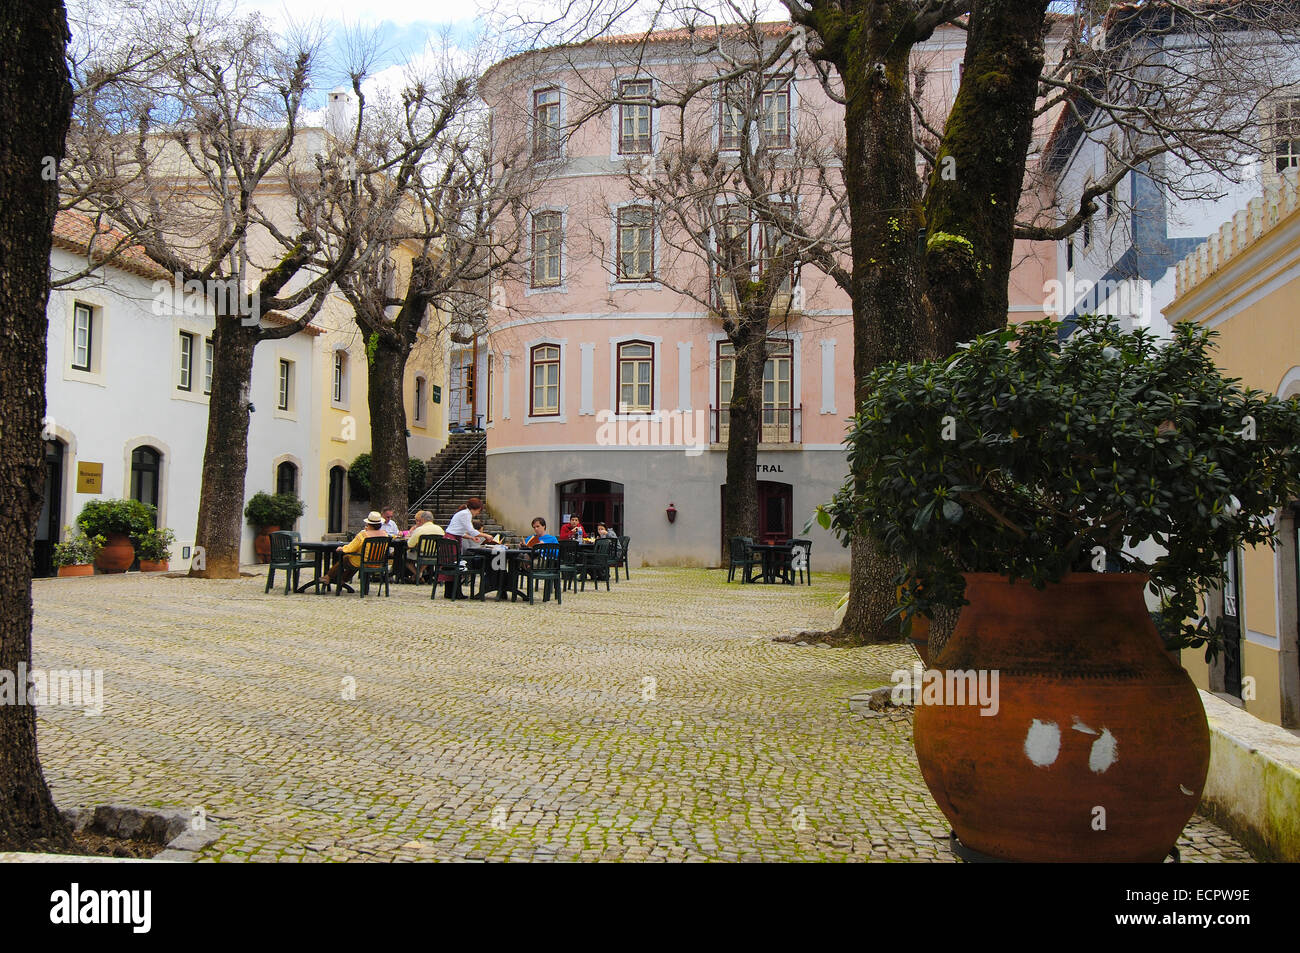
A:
327,89,353,138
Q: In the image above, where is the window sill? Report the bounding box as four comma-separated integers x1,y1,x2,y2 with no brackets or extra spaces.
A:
525,284,567,297
525,414,566,425
609,280,661,292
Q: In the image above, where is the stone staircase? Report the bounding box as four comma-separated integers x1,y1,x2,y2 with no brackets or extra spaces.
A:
413,433,508,537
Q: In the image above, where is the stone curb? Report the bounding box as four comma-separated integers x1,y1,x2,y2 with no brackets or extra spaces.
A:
54,805,221,863
1198,691,1300,862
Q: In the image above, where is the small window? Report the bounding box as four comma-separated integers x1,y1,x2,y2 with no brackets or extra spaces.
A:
617,206,654,281
203,337,213,395
530,344,560,417
414,376,425,423
760,78,791,148
1270,98,1300,175
486,353,493,424
178,331,194,391
757,205,796,297
333,351,346,403
531,211,563,287
1105,136,1121,220
276,461,298,498
278,359,292,411
617,341,654,414
1066,239,1075,271
72,303,93,371
618,79,653,155
1081,181,1095,250
534,87,562,160
719,83,746,150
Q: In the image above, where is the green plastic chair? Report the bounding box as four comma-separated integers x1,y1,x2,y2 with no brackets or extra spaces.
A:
266,531,315,594
524,542,563,604
356,536,392,598
728,537,761,583
412,534,441,585
581,537,616,592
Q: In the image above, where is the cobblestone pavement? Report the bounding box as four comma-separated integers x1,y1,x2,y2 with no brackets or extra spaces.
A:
31,568,1254,862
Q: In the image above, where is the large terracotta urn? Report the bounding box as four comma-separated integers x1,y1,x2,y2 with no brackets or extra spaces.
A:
253,526,279,563
913,572,1210,863
93,532,136,574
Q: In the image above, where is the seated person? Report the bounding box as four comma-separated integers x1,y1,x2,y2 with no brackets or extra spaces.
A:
524,517,558,547
558,514,584,541
405,510,445,580
326,512,390,585
379,507,401,536
595,522,610,538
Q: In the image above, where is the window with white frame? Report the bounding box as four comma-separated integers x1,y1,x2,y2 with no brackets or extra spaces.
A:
530,344,560,416
203,337,213,395
414,375,425,423
719,82,747,150
178,331,194,391
534,87,562,160
531,211,562,287
618,79,653,154
1081,178,1095,250
757,204,796,297
617,341,654,414
278,359,293,411
716,339,793,442
72,302,94,371
713,204,750,306
1269,98,1300,176
617,206,654,281
333,350,347,403
1105,136,1122,219
760,77,791,148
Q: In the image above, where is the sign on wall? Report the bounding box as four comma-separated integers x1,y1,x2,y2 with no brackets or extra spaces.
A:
432,384,442,404
76,462,103,494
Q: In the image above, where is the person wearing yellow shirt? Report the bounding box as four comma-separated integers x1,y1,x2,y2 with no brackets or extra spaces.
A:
326,511,390,586
405,510,445,582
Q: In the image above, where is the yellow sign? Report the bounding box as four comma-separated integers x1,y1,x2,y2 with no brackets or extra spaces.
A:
76,462,103,494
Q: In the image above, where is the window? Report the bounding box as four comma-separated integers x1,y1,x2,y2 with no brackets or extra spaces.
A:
534,87,562,160
276,461,298,498
1105,136,1121,220
203,337,213,395
760,78,791,148
1081,180,1094,250
531,211,563,287
617,341,654,414
618,79,653,154
757,205,796,298
530,344,560,417
713,204,750,306
414,376,425,424
333,351,346,403
277,359,292,411
719,83,746,150
1270,98,1300,175
178,331,194,391
486,353,493,424
130,446,161,514
617,206,654,281
72,303,93,371
1066,240,1074,271
716,338,794,441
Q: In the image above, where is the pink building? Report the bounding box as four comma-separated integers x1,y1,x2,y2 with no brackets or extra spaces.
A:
480,23,1058,569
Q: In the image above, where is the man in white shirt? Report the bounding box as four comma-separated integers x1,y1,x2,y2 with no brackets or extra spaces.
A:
380,507,401,536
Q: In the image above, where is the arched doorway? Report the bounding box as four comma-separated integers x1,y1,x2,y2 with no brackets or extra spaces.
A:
130,445,161,523
558,479,625,534
719,480,794,551
35,438,65,576
328,466,347,535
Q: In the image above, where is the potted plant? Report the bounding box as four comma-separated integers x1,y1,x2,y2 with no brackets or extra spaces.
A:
135,526,177,572
822,317,1300,862
51,527,104,577
245,492,304,562
76,499,157,573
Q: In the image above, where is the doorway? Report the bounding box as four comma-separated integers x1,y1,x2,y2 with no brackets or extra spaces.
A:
34,438,64,577
558,479,625,535
719,480,794,551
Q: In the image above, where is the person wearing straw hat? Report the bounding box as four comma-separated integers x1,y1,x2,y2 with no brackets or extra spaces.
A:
326,511,390,586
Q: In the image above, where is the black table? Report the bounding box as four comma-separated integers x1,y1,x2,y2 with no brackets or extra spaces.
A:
474,547,533,601
749,543,796,584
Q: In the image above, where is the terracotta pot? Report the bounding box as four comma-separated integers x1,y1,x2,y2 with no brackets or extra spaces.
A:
253,526,279,564
94,532,136,573
139,560,169,573
57,564,93,577
913,572,1209,863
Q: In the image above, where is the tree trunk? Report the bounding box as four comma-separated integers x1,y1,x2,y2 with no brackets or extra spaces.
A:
190,320,257,578
826,4,926,644
722,321,767,547
0,0,75,852
367,334,412,515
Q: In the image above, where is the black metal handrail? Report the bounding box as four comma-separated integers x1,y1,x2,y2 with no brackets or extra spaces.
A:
408,436,487,517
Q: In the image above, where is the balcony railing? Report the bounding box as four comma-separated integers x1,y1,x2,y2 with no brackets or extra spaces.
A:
710,405,802,445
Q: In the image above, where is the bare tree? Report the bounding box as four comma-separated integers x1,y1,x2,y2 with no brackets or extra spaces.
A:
61,0,369,577
309,38,534,514
0,0,76,852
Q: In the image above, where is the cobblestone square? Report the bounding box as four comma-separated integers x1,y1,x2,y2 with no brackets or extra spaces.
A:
30,569,1254,862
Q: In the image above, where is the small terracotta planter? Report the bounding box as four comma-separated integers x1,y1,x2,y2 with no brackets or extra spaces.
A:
57,564,93,578
138,560,169,573
253,526,279,563
94,532,136,573
913,572,1209,863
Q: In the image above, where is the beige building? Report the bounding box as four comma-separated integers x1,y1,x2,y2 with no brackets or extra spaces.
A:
1165,167,1300,727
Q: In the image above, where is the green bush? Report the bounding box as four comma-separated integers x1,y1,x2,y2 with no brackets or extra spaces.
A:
245,492,304,527
820,316,1300,654
77,498,156,541
52,527,104,567
136,526,177,562
348,452,371,500
408,457,427,504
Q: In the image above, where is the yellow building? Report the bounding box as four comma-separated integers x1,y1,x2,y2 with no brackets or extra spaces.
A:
1165,167,1300,728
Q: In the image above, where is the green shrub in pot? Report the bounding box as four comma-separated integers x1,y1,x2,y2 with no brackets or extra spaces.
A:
819,316,1300,654
136,526,177,562
76,498,156,540
52,527,104,568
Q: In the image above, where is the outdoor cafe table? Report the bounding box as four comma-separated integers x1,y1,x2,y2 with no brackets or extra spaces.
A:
470,546,533,602
748,542,796,584
295,537,409,593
